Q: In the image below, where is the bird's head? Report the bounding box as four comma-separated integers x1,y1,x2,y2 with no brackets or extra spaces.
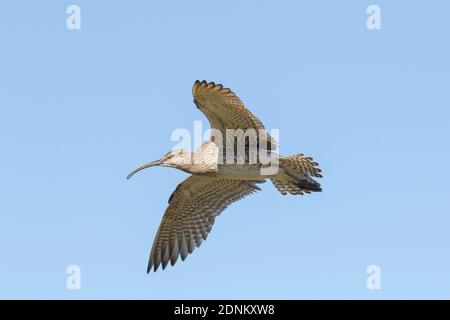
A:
127,149,191,179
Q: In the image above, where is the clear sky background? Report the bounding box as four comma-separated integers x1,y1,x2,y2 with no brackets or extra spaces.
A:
1,1,449,299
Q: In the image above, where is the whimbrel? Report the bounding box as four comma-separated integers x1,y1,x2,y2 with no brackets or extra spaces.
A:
127,80,322,272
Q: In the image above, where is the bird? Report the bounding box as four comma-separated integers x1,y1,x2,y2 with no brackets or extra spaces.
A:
127,80,322,272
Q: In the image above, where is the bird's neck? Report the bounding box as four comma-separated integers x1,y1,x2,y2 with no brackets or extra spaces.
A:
177,151,218,175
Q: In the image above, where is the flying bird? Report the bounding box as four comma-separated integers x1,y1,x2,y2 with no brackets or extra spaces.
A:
127,80,322,272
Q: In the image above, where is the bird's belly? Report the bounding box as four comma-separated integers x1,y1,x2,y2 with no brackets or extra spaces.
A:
216,164,272,180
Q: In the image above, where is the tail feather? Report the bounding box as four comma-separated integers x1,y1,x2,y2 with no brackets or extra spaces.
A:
271,154,322,196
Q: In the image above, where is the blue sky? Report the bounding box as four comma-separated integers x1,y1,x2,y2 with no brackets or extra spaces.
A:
1,1,449,299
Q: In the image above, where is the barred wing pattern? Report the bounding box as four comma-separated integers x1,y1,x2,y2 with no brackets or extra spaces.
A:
148,175,261,272
192,80,277,151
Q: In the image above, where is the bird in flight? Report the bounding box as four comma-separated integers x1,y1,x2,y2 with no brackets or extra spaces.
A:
127,80,322,272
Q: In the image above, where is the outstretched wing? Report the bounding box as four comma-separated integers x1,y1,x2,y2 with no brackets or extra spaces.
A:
192,80,277,150
148,175,262,272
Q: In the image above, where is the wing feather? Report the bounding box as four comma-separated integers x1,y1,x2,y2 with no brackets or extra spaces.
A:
147,175,261,272
192,80,277,150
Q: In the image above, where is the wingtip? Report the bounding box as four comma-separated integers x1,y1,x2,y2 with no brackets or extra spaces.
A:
193,80,202,95
193,80,217,87
193,80,229,96
147,263,156,273
147,255,155,273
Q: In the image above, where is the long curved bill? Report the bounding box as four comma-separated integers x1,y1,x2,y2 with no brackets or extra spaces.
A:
126,160,162,180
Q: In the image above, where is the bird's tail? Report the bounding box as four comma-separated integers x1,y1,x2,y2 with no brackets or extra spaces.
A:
271,154,322,195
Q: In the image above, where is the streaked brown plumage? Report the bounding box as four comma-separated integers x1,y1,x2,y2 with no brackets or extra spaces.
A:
127,80,322,272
